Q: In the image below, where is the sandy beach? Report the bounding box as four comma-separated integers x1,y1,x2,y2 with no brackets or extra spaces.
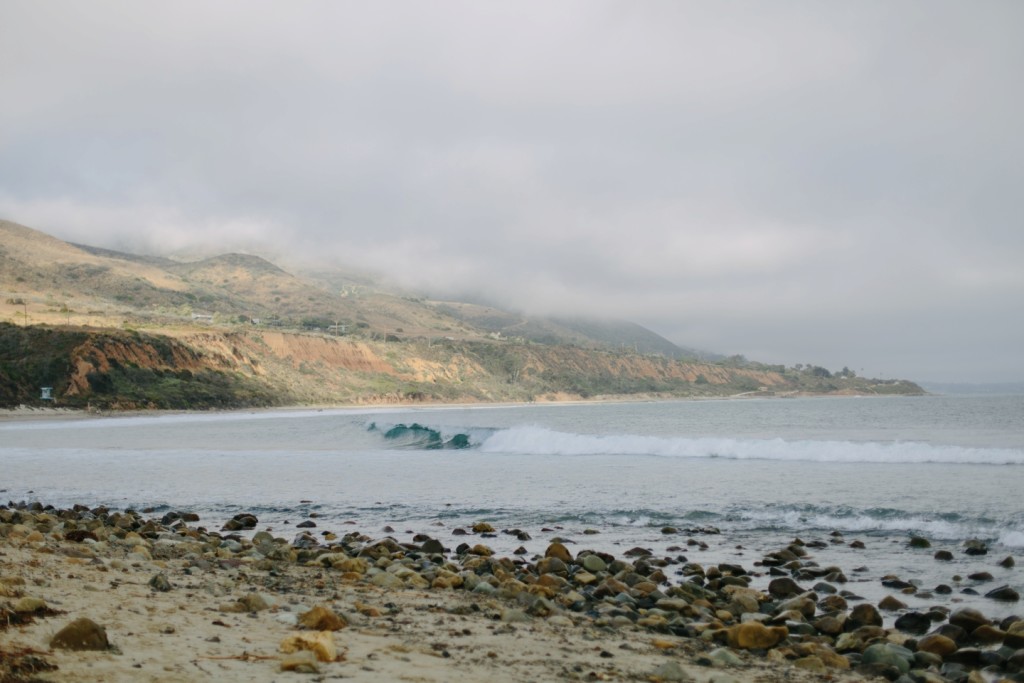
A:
3,502,1022,683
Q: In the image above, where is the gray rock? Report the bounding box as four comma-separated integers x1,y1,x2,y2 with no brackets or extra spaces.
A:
148,573,172,592
582,554,607,573
861,643,913,674
706,647,743,667
651,661,694,682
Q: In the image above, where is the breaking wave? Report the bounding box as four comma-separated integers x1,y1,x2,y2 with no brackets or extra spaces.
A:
370,423,1023,465
367,422,493,450
477,426,1024,464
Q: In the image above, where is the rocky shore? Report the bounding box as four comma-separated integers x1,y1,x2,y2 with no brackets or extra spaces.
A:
1,502,1021,683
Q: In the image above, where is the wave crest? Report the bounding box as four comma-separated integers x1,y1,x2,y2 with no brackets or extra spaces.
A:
477,426,1024,465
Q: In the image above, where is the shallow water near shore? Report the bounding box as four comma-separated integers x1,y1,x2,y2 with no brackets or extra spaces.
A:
3,394,1023,621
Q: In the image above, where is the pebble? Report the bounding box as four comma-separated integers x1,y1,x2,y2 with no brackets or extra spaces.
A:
4,501,1023,682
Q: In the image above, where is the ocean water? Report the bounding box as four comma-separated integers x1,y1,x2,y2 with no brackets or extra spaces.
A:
2,394,1022,620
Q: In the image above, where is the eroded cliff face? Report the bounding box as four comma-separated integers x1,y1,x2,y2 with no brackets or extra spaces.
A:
1,324,920,409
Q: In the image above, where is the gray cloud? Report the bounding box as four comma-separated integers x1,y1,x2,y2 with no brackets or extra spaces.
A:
2,0,1022,383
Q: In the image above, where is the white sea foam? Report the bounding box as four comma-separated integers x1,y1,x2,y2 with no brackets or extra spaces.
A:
477,426,1024,465
998,530,1024,549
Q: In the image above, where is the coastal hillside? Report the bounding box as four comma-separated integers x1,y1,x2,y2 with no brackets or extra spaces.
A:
1,219,682,354
0,323,923,409
0,219,924,409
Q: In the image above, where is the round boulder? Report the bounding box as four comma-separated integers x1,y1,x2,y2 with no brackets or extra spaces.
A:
50,618,109,651
725,621,788,650
768,576,804,599
544,542,572,563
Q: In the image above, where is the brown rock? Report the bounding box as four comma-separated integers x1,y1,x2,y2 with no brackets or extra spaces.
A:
818,594,848,612
971,624,1005,645
544,542,572,563
847,603,883,629
949,607,990,632
471,522,495,533
878,595,907,611
916,633,958,658
726,621,788,650
814,615,846,636
768,576,804,598
50,618,109,651
298,606,347,631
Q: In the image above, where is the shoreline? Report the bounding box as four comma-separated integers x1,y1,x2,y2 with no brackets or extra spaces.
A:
2,502,1020,682
0,391,929,424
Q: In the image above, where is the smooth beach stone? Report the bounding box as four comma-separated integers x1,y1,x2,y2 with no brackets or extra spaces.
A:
544,542,572,563
419,538,445,555
767,577,804,599
370,572,403,589
13,597,47,613
775,595,816,619
792,655,827,673
967,571,993,582
537,556,568,576
945,647,984,667
50,618,109,651
707,646,744,667
847,603,883,629
814,615,845,636
1007,649,1024,674
934,550,954,561
471,581,496,595
963,539,988,555
239,593,273,612
784,620,817,636
970,624,1006,645
909,536,931,548
725,621,788,650
917,634,962,659
1006,629,1024,650
879,595,908,611
298,605,346,631
148,572,172,592
950,607,990,632
727,593,759,616
985,585,1020,602
999,556,1015,568
861,643,913,674
818,594,848,612
581,554,607,573
894,611,932,635
651,661,694,682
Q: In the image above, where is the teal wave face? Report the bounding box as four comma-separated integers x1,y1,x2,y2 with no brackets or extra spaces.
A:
367,422,473,450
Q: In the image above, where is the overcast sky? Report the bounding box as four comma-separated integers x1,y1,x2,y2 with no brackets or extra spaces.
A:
2,1,1022,383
